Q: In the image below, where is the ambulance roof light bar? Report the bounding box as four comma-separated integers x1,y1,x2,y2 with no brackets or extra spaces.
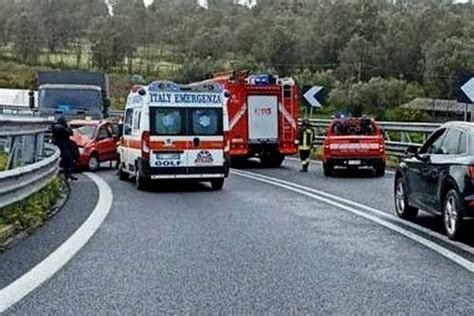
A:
149,80,224,93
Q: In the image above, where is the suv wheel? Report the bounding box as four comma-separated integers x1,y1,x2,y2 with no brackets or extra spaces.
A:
323,162,333,177
443,189,463,240
88,153,99,172
375,162,386,177
394,177,418,220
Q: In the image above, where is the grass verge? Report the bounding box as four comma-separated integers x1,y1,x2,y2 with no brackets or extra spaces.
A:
0,176,65,232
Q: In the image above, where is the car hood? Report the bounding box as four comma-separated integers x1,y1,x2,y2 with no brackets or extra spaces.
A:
71,132,92,147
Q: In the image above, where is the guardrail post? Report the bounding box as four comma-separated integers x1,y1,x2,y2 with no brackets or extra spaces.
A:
6,136,17,170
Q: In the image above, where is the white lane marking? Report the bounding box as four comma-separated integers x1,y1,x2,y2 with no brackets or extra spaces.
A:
286,157,396,175
0,173,114,313
234,169,474,256
232,170,474,273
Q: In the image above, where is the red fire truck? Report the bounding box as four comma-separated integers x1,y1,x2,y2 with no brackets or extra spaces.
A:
207,72,299,167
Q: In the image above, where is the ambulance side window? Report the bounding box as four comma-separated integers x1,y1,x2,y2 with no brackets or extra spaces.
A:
132,109,141,135
123,109,133,136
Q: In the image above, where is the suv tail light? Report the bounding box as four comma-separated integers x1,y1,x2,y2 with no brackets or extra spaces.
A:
141,131,151,160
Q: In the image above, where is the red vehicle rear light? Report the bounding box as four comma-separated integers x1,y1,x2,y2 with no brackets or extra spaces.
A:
467,166,474,180
141,131,150,160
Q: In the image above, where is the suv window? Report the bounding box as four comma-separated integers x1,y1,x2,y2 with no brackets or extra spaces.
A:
440,129,463,155
420,129,446,155
330,118,377,136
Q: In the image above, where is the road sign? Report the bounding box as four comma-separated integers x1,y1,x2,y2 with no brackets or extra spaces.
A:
303,86,324,108
459,74,474,104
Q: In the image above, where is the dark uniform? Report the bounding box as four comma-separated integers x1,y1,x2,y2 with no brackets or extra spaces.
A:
298,121,314,172
52,116,78,181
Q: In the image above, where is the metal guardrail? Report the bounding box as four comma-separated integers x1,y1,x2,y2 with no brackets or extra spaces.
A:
0,115,59,210
308,119,442,157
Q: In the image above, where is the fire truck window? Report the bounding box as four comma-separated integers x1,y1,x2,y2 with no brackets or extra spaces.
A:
150,108,185,135
191,108,222,136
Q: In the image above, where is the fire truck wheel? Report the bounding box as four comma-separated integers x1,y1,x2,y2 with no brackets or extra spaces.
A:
260,154,284,168
211,179,225,190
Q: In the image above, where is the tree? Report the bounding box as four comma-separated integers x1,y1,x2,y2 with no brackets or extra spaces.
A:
88,17,136,71
6,10,43,64
423,37,474,99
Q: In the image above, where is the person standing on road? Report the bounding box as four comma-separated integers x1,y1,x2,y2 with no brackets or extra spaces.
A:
52,116,78,181
298,119,315,172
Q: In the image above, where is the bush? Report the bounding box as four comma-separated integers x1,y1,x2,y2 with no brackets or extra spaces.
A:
0,153,7,171
0,177,64,231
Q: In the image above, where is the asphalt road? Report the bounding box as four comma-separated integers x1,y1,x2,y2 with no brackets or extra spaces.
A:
2,162,474,314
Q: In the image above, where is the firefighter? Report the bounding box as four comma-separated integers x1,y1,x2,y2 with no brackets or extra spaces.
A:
298,119,314,172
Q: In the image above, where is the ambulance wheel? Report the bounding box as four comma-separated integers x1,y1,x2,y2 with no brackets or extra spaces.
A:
135,171,148,191
211,179,225,191
118,163,128,181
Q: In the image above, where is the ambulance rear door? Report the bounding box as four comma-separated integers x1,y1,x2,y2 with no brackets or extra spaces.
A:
186,107,225,170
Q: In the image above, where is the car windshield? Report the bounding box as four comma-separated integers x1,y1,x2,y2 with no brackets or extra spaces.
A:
39,88,102,112
331,119,377,136
72,125,96,139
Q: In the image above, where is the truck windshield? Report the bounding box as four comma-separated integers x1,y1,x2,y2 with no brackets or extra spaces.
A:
39,88,102,112
150,107,223,136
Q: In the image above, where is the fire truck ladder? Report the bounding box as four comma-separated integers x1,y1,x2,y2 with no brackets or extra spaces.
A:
281,83,296,142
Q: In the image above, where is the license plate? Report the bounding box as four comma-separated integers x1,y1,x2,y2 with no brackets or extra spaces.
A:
156,153,181,160
348,160,361,166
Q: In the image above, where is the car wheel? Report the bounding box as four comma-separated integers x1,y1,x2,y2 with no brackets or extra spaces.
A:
88,153,99,172
211,178,225,190
323,163,333,177
118,163,128,181
443,189,464,240
394,177,418,220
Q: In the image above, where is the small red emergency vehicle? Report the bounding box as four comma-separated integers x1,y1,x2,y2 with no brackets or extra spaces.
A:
206,72,299,167
323,117,386,177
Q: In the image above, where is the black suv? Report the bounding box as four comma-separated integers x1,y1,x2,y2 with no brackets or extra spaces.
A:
394,122,474,240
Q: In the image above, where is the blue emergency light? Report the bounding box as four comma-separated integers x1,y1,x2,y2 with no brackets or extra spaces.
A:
253,74,276,86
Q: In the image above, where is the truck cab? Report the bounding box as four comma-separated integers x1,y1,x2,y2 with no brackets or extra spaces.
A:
31,71,110,119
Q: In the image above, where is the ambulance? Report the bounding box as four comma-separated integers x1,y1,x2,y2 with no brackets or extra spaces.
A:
118,81,230,190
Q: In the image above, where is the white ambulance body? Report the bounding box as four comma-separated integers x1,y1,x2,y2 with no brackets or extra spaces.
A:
118,81,230,190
